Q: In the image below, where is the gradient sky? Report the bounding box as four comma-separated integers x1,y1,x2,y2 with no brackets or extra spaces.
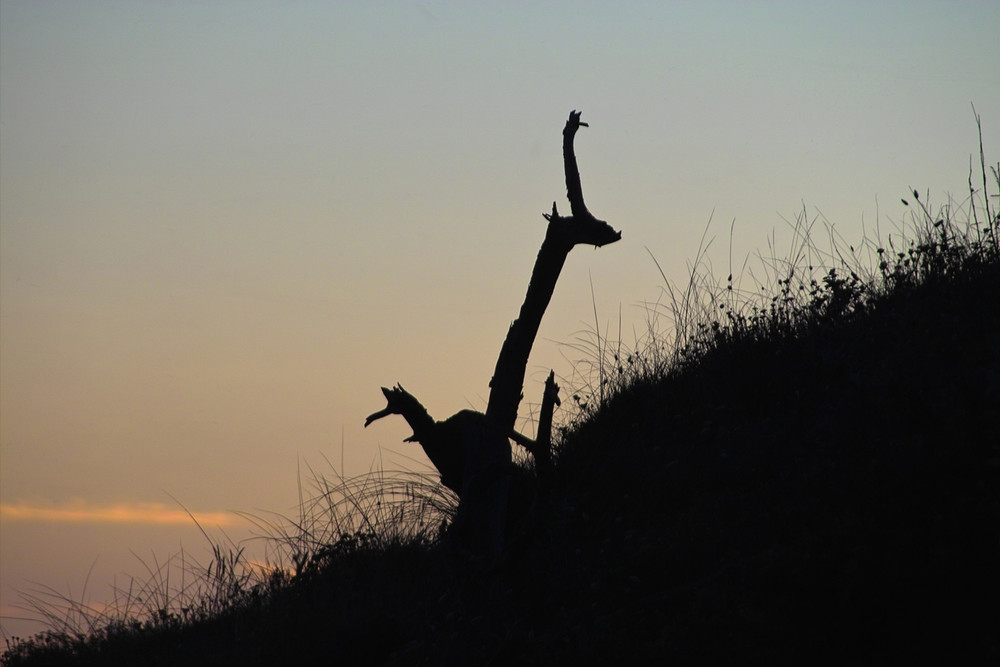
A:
2,0,998,640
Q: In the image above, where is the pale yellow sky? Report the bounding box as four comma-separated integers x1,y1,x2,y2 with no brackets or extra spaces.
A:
2,0,998,640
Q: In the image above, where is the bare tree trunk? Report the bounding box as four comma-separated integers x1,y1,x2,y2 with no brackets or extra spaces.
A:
486,111,621,433
365,111,620,557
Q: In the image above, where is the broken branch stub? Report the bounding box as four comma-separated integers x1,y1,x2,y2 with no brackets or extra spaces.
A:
509,370,560,479
364,384,472,496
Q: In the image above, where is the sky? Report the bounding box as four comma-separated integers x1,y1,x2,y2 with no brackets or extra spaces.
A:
2,0,998,641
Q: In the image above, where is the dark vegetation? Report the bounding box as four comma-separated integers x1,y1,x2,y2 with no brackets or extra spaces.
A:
4,124,999,665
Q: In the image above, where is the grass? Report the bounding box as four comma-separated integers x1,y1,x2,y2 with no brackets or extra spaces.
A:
3,129,998,665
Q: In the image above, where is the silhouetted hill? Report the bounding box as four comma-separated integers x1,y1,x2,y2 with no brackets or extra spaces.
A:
5,216,999,665
542,252,1000,663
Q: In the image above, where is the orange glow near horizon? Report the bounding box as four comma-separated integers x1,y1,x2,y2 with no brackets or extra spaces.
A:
0,501,236,527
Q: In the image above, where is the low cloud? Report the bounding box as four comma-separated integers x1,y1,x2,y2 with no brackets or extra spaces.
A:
0,501,235,526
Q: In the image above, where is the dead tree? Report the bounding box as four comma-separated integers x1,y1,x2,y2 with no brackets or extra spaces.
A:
366,111,620,556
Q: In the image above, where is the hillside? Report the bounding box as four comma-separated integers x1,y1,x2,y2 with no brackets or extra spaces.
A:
544,239,1000,663
4,208,999,665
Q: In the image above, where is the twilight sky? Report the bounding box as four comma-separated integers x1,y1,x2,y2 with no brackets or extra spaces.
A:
2,1,998,639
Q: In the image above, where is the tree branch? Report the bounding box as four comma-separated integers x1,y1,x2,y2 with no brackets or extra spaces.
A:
563,110,590,218
364,384,469,495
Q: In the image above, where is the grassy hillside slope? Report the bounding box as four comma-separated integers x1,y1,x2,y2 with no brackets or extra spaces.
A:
544,238,1000,663
4,193,999,665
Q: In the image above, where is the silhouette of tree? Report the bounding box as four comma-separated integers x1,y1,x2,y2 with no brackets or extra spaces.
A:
366,111,621,556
